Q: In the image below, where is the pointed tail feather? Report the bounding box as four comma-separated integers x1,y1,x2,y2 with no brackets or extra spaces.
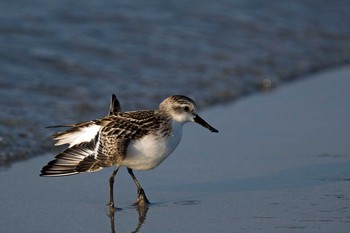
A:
109,94,122,115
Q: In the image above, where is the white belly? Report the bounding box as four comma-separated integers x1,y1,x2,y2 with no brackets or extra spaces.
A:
121,126,183,170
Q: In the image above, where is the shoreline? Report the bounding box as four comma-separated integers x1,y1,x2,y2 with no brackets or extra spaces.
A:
1,64,349,168
1,65,350,232
2,0,350,170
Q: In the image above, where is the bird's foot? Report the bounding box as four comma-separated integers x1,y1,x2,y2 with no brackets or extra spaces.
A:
133,189,150,206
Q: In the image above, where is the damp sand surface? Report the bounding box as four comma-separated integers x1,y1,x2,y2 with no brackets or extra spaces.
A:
1,67,350,232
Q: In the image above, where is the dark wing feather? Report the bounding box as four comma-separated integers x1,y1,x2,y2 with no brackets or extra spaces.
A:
41,109,166,174
40,137,101,176
93,110,164,166
96,137,130,167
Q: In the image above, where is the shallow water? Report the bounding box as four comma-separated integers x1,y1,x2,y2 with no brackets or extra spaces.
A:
1,0,350,164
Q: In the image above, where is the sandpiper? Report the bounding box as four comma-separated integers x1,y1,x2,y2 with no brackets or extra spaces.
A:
40,95,218,208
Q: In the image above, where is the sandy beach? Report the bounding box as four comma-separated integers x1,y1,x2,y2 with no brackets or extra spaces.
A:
1,66,350,233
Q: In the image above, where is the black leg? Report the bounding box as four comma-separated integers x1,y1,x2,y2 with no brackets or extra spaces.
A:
127,168,150,205
108,168,119,209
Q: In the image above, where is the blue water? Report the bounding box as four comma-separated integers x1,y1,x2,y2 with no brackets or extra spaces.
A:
1,0,350,164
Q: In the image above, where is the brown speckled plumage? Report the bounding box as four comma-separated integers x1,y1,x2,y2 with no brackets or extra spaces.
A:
40,94,218,207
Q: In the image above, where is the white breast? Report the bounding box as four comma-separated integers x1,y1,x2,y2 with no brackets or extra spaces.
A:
121,122,183,170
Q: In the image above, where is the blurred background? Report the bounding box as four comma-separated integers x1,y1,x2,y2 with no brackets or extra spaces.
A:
1,0,350,166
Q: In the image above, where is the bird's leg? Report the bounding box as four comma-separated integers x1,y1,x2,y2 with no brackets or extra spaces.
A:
127,168,150,205
108,168,119,209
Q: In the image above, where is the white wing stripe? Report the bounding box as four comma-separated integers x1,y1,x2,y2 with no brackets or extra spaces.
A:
54,124,101,147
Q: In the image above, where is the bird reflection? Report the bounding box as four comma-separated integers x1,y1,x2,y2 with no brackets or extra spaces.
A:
109,204,149,233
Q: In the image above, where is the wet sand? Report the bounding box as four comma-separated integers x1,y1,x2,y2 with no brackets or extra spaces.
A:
1,66,350,232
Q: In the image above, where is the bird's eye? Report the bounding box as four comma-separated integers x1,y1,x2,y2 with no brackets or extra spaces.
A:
183,106,190,112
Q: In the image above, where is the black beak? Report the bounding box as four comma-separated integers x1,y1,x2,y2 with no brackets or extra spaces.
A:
193,114,219,133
